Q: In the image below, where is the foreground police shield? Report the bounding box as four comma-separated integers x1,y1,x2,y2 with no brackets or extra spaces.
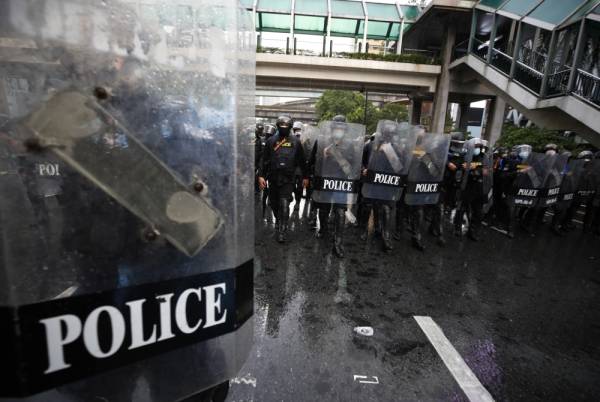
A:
0,0,255,399
539,153,569,207
361,121,416,202
509,153,548,208
404,132,451,206
557,159,582,211
312,121,365,205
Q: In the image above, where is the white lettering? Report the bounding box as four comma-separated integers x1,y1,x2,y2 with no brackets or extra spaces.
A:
548,187,560,196
40,315,82,374
204,283,227,328
517,189,538,197
415,183,438,193
156,293,176,341
323,179,353,192
373,173,401,186
126,299,158,350
38,163,60,176
83,306,126,359
175,288,203,334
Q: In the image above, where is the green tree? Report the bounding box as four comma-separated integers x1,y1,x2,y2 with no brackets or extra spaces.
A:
496,124,581,152
315,90,409,134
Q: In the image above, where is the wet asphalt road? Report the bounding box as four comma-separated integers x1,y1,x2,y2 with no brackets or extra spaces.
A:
227,197,600,402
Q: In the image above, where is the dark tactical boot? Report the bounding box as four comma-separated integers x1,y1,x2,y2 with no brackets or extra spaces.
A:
381,205,393,251
277,199,290,243
316,207,329,238
332,208,345,258
411,234,425,251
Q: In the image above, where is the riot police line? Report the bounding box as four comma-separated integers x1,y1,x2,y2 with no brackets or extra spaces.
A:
256,116,600,258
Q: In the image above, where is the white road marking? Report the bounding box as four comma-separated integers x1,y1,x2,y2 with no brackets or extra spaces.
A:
414,316,494,402
353,375,379,384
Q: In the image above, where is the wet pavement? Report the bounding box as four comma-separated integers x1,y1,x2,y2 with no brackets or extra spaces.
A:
227,197,600,402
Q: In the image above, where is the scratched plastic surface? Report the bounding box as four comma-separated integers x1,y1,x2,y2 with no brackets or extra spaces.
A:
0,0,254,400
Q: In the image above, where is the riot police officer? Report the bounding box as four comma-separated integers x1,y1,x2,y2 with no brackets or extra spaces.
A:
457,138,487,241
258,115,308,243
261,124,277,221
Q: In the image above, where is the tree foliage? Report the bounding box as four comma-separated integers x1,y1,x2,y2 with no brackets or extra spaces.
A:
495,124,591,154
315,90,409,134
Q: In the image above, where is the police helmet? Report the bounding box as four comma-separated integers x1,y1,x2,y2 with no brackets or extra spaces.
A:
332,115,347,122
264,124,277,138
255,123,264,135
292,121,303,132
577,150,594,160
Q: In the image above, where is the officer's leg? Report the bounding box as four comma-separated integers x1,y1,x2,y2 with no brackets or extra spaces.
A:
562,198,579,231
380,201,393,251
277,183,293,243
360,198,373,241
332,205,346,258
269,184,280,229
316,202,330,238
394,196,406,240
429,202,445,246
293,175,302,210
453,201,465,237
467,199,483,241
410,205,425,251
505,199,516,238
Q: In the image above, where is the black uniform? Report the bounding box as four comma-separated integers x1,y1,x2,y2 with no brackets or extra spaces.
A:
259,132,307,241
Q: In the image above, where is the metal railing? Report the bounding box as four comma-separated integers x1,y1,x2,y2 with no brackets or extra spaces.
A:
452,39,469,61
573,69,600,107
471,37,488,60
490,48,512,75
545,60,571,97
514,60,543,94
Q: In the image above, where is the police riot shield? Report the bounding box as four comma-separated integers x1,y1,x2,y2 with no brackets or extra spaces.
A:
312,121,365,205
539,153,569,207
404,133,451,206
557,159,582,210
0,0,254,400
361,121,416,201
300,124,319,158
509,152,548,208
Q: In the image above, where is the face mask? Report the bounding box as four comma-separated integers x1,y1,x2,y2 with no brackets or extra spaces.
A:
546,150,556,156
473,148,481,156
333,130,344,140
519,151,530,160
278,126,290,137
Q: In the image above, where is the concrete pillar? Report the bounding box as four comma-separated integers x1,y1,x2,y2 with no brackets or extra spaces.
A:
483,97,507,147
431,22,456,133
410,99,423,125
457,102,470,132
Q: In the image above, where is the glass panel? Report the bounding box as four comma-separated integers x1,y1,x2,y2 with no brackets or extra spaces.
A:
295,15,326,32
403,23,413,32
562,0,600,26
479,0,508,9
330,17,361,36
389,22,400,38
331,0,365,18
366,2,400,21
239,0,254,8
367,21,392,39
259,12,291,31
528,0,587,26
500,0,540,17
295,0,328,15
257,0,292,13
400,5,420,21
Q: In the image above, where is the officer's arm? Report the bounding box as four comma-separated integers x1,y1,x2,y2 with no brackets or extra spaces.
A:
258,138,271,178
362,142,370,170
